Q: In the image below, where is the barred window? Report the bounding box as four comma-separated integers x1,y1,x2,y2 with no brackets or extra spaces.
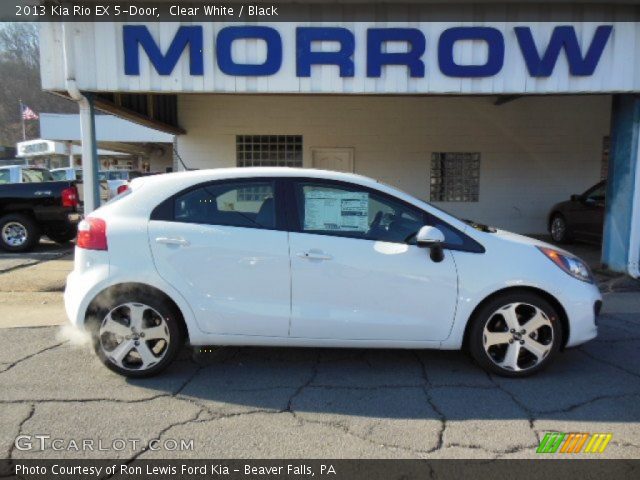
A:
430,152,480,202
236,135,303,167
236,135,302,201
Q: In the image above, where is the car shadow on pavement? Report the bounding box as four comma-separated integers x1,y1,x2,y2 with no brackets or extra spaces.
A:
123,307,640,423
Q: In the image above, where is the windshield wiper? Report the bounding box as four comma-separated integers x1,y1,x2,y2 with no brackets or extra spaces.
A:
463,219,497,233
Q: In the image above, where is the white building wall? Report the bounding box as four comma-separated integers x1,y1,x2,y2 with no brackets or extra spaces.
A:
40,20,640,94
176,94,610,234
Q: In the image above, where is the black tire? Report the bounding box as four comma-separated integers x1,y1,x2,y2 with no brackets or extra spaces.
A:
46,230,77,244
467,291,563,378
550,213,572,243
0,213,40,253
87,289,184,378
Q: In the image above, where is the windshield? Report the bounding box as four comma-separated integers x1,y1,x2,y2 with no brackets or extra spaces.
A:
22,168,54,183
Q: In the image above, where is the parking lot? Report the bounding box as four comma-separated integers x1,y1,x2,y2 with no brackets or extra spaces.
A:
0,240,639,460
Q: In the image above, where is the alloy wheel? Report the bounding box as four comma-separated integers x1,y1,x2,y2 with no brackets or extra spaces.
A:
99,302,170,371
1,221,28,247
551,216,565,242
482,302,554,372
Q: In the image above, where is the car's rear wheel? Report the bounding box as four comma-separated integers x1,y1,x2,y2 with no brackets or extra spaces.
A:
550,214,572,243
87,290,184,377
0,214,40,252
468,292,563,377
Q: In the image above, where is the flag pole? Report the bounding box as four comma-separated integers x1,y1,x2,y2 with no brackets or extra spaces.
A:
19,99,26,141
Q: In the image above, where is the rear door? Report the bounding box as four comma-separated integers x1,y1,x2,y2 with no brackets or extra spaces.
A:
148,178,291,337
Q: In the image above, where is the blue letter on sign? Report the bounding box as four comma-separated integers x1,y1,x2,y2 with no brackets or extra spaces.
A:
124,25,203,76
367,28,425,78
438,27,504,77
515,25,612,77
296,27,355,77
216,26,282,76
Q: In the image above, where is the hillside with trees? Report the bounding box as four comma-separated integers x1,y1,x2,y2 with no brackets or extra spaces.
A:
0,22,75,147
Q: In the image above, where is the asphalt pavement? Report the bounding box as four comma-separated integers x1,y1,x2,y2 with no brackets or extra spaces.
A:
0,240,639,460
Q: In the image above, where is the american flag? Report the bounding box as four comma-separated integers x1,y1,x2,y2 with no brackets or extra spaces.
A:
21,104,39,120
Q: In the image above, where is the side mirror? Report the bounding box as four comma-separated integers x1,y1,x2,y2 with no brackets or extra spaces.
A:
570,194,581,202
416,226,446,263
416,226,445,247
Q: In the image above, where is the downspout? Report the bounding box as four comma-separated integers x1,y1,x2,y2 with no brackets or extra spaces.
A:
61,22,100,214
628,133,640,278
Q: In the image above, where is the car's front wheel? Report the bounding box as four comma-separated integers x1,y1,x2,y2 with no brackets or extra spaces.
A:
550,214,572,243
87,290,184,377
468,292,563,377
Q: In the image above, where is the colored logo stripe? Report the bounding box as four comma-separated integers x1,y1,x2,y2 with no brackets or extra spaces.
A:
537,432,566,453
537,432,612,454
584,433,613,453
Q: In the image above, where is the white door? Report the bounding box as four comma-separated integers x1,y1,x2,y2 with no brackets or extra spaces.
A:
311,148,355,172
288,179,459,342
149,180,290,337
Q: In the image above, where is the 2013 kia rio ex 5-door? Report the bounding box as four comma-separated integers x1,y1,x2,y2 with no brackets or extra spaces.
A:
64,168,601,378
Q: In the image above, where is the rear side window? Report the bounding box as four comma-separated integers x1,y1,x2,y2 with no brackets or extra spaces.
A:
173,181,276,229
0,169,9,184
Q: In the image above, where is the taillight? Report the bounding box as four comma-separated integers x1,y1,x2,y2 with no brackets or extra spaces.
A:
116,184,129,195
77,217,107,250
62,186,79,208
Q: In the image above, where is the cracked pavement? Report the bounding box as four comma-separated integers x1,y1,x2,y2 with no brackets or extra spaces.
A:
0,290,639,460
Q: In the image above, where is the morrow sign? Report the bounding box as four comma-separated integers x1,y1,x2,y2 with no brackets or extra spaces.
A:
123,24,613,79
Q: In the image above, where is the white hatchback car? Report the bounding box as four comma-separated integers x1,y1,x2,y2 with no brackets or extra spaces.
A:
64,168,601,378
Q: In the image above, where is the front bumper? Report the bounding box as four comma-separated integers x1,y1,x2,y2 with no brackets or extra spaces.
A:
561,279,601,348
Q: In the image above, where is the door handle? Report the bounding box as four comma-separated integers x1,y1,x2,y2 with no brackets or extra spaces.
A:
155,236,190,246
297,251,332,261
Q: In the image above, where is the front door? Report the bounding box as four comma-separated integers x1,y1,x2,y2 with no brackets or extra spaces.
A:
311,148,355,173
149,179,290,336
287,179,459,342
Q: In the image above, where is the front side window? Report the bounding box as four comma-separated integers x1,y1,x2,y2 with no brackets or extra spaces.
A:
293,181,426,244
51,170,67,181
174,181,276,229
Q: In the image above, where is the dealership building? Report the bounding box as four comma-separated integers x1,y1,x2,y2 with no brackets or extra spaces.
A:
39,1,640,276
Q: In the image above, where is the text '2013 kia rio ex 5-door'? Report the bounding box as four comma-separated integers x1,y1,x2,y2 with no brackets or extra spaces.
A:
64,168,601,378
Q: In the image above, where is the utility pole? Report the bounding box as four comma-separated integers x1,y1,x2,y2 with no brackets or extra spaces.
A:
19,99,26,141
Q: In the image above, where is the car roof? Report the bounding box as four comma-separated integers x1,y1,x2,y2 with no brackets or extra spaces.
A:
133,167,380,190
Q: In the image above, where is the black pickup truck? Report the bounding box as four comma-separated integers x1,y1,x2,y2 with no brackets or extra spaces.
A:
0,181,81,252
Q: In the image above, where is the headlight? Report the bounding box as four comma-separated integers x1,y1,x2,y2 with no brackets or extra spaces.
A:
537,247,594,283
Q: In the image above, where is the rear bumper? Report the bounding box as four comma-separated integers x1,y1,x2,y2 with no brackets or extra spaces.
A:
63,249,109,329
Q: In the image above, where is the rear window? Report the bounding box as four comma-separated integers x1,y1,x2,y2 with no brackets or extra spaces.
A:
22,168,54,183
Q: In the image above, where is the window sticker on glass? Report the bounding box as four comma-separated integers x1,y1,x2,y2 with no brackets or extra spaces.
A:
304,189,369,232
